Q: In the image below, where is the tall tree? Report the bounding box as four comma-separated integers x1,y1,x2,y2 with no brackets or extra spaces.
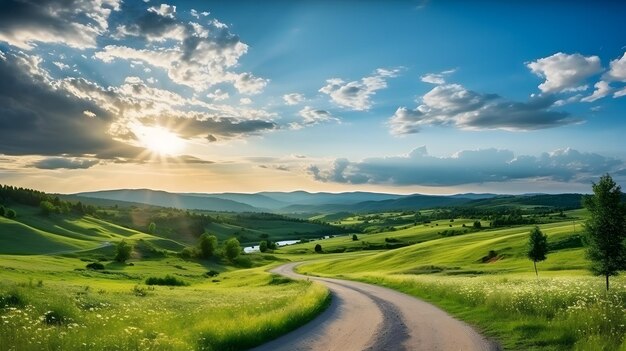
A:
583,174,626,291
199,233,218,259
115,240,133,263
147,222,156,234
224,238,241,261
527,226,548,277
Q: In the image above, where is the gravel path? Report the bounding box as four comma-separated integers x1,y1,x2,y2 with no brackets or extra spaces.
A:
251,262,500,351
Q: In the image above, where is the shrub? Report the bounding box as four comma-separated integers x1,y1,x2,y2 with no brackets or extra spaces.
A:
145,275,188,286
205,270,220,277
0,290,26,307
234,255,253,268
86,262,105,270
5,208,16,219
352,234,359,241
259,240,268,253
180,247,197,259
199,233,218,259
314,244,322,253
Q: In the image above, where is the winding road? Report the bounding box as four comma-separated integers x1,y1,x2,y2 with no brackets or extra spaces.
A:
252,262,500,351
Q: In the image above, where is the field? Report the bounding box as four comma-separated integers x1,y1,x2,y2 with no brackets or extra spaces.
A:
291,210,626,350
0,254,329,351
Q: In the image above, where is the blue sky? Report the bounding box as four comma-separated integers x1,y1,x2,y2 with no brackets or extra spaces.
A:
0,0,625,194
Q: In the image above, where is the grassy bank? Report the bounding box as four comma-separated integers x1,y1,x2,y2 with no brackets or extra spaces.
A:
0,256,329,351
296,217,626,350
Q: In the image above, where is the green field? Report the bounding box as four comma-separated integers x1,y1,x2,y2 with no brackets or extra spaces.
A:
290,210,626,350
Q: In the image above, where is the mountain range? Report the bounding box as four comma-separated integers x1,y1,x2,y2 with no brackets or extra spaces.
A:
67,189,586,214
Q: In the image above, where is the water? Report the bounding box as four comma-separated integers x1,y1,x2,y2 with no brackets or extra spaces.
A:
244,239,300,253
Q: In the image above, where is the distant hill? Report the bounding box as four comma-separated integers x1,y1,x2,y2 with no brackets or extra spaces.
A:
259,191,405,206
75,189,259,212
185,193,289,210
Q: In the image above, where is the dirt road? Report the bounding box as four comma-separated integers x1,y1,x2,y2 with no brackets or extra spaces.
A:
251,262,500,351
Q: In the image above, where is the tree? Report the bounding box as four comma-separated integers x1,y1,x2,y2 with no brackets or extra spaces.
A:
5,208,16,219
199,233,218,259
115,240,133,263
40,201,56,216
147,222,156,234
314,244,322,253
352,234,359,241
259,240,268,253
224,238,241,261
583,174,626,291
473,220,482,229
527,226,548,277
0,206,5,217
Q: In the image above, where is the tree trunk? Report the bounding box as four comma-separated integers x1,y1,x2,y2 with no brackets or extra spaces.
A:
606,274,610,291
534,261,538,277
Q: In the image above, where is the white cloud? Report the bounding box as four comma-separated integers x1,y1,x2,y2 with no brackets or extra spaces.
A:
420,69,456,85
53,61,69,70
527,52,602,93
389,84,578,135
309,146,624,186
290,106,340,129
283,93,305,105
207,89,229,101
148,4,176,18
0,0,120,50
605,52,626,82
614,87,626,98
319,68,400,110
95,17,267,94
581,81,612,102
240,97,252,105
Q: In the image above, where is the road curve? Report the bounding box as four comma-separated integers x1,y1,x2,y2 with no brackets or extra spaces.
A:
251,262,500,351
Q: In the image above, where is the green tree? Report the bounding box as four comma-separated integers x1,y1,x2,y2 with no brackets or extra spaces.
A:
259,240,268,253
0,205,5,217
527,226,548,277
473,220,482,229
5,208,16,219
352,234,359,241
199,233,218,259
583,174,626,291
314,244,322,253
40,201,56,216
147,222,156,234
115,240,133,263
224,238,241,261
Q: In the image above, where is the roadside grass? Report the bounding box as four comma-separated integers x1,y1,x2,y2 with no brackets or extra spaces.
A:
0,255,329,351
353,273,626,350
295,217,626,350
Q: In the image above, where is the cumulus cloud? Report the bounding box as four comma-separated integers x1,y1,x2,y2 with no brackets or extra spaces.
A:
0,0,120,50
309,147,624,186
389,84,578,135
0,51,142,158
290,106,340,129
283,93,305,105
96,6,267,94
420,69,456,85
581,81,612,102
207,89,229,101
31,157,100,170
605,52,626,82
526,52,602,93
319,68,399,110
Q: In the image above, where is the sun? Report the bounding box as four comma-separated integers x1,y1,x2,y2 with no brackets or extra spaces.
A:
134,125,185,156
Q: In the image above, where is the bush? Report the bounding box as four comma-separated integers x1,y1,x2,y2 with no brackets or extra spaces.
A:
86,262,105,270
259,240,268,253
204,270,220,277
180,247,197,259
199,233,218,259
39,200,56,216
0,290,26,307
5,208,16,219
352,234,359,241
145,275,188,286
234,255,252,268
314,244,322,253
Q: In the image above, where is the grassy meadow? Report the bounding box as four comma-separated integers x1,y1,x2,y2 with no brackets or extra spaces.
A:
0,254,329,351
292,210,626,350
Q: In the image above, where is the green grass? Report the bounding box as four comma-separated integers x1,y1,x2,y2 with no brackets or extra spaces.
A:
0,255,329,351
294,214,626,350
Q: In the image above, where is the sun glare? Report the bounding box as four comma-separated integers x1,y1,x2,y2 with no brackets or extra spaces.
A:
134,125,185,156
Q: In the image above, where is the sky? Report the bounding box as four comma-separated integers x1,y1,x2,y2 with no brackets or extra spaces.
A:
0,0,625,195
